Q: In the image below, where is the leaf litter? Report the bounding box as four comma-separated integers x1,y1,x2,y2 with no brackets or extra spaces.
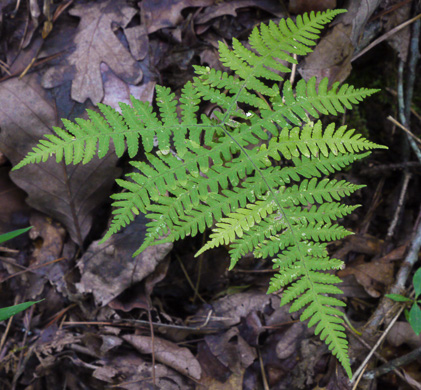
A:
0,0,420,389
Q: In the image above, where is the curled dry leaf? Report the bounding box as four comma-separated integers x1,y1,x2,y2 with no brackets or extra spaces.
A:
123,334,202,380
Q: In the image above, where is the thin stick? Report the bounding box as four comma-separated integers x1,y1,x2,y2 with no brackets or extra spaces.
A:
387,116,421,145
0,296,19,352
352,13,421,62
289,53,297,85
1,257,65,282
176,254,207,304
364,346,421,381
351,305,405,383
386,171,411,240
147,307,156,389
258,347,270,390
352,364,369,390
346,324,417,388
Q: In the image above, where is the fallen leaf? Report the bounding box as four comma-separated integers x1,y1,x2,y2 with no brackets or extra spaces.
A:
333,234,383,260
76,214,172,307
123,334,202,380
43,0,143,104
0,167,31,239
289,0,337,14
124,25,149,61
197,341,231,383
205,327,256,370
338,256,394,298
299,0,382,84
387,321,421,349
140,0,214,34
299,23,354,85
276,322,307,360
204,292,282,328
194,0,285,25
385,2,411,61
101,61,156,111
24,212,66,299
0,75,122,245
93,352,190,389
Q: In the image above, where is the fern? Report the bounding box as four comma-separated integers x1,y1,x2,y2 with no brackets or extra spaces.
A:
14,9,387,379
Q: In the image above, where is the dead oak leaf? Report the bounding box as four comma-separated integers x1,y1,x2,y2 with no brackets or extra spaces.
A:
65,0,142,104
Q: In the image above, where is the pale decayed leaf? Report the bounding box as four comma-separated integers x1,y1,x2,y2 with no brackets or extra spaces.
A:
43,0,143,104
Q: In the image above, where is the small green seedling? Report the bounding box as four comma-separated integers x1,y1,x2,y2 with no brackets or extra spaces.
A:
386,268,421,335
0,227,41,322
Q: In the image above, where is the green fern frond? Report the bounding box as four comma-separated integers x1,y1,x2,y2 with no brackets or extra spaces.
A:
14,9,389,379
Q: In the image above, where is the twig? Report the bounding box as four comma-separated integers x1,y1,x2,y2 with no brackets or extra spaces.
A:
352,364,369,390
386,88,421,123
386,171,412,240
393,210,421,292
352,13,421,62
11,305,35,390
193,233,206,304
258,347,270,390
364,346,421,381
147,306,156,389
176,254,207,304
346,324,418,389
404,19,420,121
387,116,421,145
351,304,405,383
289,53,297,85
1,257,65,282
0,296,20,352
359,161,421,175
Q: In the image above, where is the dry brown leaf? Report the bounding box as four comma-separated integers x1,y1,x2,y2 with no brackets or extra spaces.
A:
140,0,214,34
93,353,190,389
124,25,149,61
195,292,282,329
299,0,382,84
101,62,156,110
0,167,31,237
387,321,421,349
205,327,256,370
299,23,354,85
338,256,394,298
123,334,202,380
43,0,142,104
75,214,172,307
289,0,336,14
194,0,284,25
0,74,121,245
275,322,307,360
385,1,411,61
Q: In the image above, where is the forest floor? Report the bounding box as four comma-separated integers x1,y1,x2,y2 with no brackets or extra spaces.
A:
0,0,421,389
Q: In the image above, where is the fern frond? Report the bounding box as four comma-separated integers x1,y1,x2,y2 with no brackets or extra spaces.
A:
14,9,389,378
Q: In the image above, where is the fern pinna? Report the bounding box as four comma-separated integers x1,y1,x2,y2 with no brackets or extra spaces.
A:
15,9,386,378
